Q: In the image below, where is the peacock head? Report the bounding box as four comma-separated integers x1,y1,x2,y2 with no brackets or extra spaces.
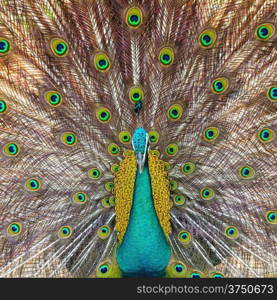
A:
132,128,149,173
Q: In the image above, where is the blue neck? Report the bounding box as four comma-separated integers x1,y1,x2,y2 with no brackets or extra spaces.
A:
116,163,171,277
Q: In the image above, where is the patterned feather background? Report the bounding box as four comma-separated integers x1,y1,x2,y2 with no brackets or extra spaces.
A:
0,0,276,278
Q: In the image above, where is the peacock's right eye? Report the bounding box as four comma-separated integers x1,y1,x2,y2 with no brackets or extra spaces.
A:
0,38,11,56
88,168,102,180
129,86,144,103
58,225,73,239
203,127,219,142
125,7,143,29
224,226,239,239
3,142,20,157
257,128,275,143
97,225,110,239
61,132,77,146
96,107,112,123
266,85,277,102
167,104,183,121
0,100,8,114
211,77,229,94
181,162,196,175
148,131,159,144
50,38,69,57
198,29,217,48
200,187,215,200
173,195,186,206
25,178,41,191
108,143,120,156
159,47,175,67
119,131,131,144
94,52,111,72
7,222,22,236
178,230,191,245
44,91,62,107
73,192,88,204
265,210,277,224
165,143,179,157
255,23,275,41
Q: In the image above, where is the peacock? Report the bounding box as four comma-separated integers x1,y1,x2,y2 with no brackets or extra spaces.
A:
0,0,276,278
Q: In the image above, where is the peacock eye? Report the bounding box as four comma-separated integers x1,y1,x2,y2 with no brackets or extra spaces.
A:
148,131,159,144
88,168,102,180
168,262,187,277
61,132,77,146
94,52,111,72
58,225,73,239
101,197,111,208
111,164,120,174
73,192,87,204
3,142,20,157
203,127,219,142
108,143,120,156
125,7,143,29
129,86,144,103
96,107,112,123
211,77,229,94
44,90,62,107
96,263,113,277
238,166,255,179
255,23,275,41
159,47,175,67
50,38,69,57
0,100,8,114
119,131,131,144
189,271,204,278
266,85,277,102
198,29,217,48
25,178,41,191
210,272,224,278
7,222,22,236
105,182,114,192
257,128,275,143
97,225,110,239
169,180,178,191
173,195,186,206
265,210,277,225
165,143,179,157
181,162,196,175
178,230,191,245
224,226,239,239
0,38,11,56
167,104,183,121
200,187,215,200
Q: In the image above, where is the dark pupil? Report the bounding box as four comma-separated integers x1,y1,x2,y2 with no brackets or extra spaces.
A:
133,93,139,99
203,34,211,43
102,228,107,233
272,88,277,97
185,165,190,171
11,225,18,232
67,136,73,142
9,146,15,153
112,147,117,152
204,190,209,196
175,266,183,273
130,15,139,22
0,102,3,108
193,274,200,278
229,229,234,235
0,41,6,49
56,43,65,52
176,197,180,201
63,229,68,234
93,171,98,176
262,131,269,138
162,54,170,61
171,109,178,116
30,181,36,188
243,168,249,175
51,95,57,102
270,214,275,220
99,59,106,66
78,195,83,200
150,136,155,141
101,112,107,118
169,148,174,153
182,234,187,239
216,82,223,89
101,267,108,273
208,130,214,137
123,136,128,140
261,27,268,36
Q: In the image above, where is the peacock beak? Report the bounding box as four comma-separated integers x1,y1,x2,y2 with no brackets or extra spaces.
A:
136,152,146,174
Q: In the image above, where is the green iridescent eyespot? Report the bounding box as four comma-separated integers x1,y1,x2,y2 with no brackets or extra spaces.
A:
96,107,112,123
165,143,179,157
238,166,255,179
97,262,112,278
167,104,183,121
257,128,275,143
198,28,217,49
58,225,73,239
111,164,119,174
0,100,8,114
50,38,69,57
44,90,62,107
7,222,22,236
265,210,277,225
88,167,102,180
61,132,77,146
102,197,111,208
108,143,120,156
25,178,41,192
224,226,239,239
97,225,110,239
173,195,186,206
211,77,229,94
129,86,144,103
94,52,111,72
255,23,275,41
188,271,205,278
167,262,187,278
266,85,277,102
119,131,131,144
159,47,174,67
148,131,159,144
105,182,114,192
178,230,191,245
200,187,215,201
73,192,88,204
3,142,20,157
125,7,143,29
170,180,178,191
203,127,219,142
0,38,11,56
210,272,225,278
181,162,196,175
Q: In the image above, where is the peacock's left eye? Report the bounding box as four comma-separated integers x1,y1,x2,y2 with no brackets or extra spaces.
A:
61,132,77,146
7,222,22,236
0,100,8,114
88,167,102,180
58,226,73,239
265,210,277,224
96,107,112,123
257,128,275,143
119,131,131,144
97,225,110,239
203,127,219,142
181,162,196,175
178,230,191,245
198,29,217,49
94,52,111,72
266,85,277,102
73,192,87,204
50,38,69,57
173,195,186,206
105,182,114,192
44,90,62,107
165,143,179,157
167,104,183,121
108,143,120,156
126,7,143,29
210,272,224,278
148,131,159,144
25,178,41,191
211,77,229,94
255,23,275,41
239,166,255,179
129,86,144,103
224,226,239,239
0,38,11,56
200,187,215,200
3,142,20,157
159,47,174,67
